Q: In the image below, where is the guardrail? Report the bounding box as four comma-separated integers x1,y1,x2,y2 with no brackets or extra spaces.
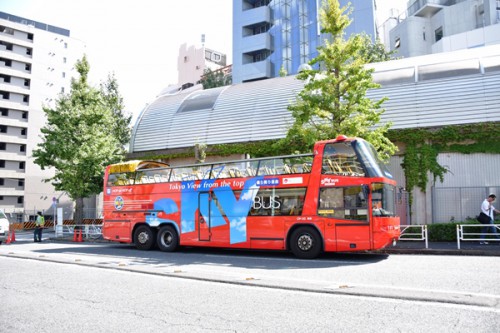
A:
398,225,428,248
456,224,500,249
55,224,103,240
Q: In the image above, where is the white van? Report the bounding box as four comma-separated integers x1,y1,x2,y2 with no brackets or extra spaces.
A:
0,211,10,244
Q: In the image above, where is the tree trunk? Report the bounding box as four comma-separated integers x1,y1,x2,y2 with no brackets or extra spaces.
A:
74,197,84,226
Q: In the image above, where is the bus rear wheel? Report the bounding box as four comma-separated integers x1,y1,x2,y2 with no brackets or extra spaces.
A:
157,225,179,252
133,225,156,250
290,227,322,259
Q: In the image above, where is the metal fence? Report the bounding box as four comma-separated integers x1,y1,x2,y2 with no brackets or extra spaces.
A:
6,208,102,230
432,186,500,223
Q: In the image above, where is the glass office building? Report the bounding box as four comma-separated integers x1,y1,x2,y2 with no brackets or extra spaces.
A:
232,0,376,83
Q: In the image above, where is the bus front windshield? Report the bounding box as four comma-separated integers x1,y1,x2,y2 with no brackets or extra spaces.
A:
354,140,393,179
371,183,396,217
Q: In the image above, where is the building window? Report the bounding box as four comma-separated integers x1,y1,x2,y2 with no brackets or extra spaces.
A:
61,87,65,93
435,27,443,42
18,179,24,187
0,142,7,150
23,95,29,103
22,112,28,119
62,72,66,78
63,57,67,63
26,48,32,56
20,144,26,152
17,196,23,204
0,91,9,99
21,128,27,136
25,63,31,71
64,42,68,48
0,108,7,116
0,178,4,186
27,33,34,41
0,74,11,83
394,37,401,49
19,161,25,170
24,79,30,87
0,125,6,133
0,58,12,67
0,196,3,201
0,160,5,168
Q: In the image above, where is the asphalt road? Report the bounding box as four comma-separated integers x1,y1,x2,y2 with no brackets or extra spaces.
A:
1,237,500,332
1,256,499,332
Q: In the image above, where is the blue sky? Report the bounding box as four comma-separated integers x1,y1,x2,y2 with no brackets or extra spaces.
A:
0,0,233,121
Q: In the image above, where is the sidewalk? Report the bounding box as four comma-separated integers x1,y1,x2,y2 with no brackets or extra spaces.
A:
8,230,500,256
380,240,500,256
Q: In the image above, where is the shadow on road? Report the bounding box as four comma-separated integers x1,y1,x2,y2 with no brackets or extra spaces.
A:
23,239,389,270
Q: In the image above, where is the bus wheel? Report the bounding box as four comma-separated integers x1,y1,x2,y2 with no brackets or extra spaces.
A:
157,225,179,252
290,227,322,259
133,225,156,250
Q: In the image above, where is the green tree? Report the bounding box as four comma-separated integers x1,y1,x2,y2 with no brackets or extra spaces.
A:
278,0,396,161
358,33,398,63
199,68,232,89
32,56,131,224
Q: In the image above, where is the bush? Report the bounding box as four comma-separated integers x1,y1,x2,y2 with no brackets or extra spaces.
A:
427,219,481,242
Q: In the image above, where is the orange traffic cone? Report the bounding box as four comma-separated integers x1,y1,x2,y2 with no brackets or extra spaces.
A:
73,229,78,242
78,229,83,242
10,229,15,242
5,231,11,244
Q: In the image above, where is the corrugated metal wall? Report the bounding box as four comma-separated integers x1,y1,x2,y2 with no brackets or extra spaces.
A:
131,71,500,152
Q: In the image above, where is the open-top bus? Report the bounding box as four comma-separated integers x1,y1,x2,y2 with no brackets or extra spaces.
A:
103,135,400,259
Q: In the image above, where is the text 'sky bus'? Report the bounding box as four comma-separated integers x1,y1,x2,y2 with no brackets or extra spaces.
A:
103,135,400,259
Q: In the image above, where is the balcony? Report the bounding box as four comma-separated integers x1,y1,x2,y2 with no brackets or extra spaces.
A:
241,60,272,82
408,0,447,17
241,33,272,54
240,5,271,27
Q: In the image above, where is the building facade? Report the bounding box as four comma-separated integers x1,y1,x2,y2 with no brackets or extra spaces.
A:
129,45,500,225
0,12,85,220
232,0,376,83
177,43,229,88
389,0,500,58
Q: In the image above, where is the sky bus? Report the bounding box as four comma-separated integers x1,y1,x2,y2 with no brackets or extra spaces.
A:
102,135,400,259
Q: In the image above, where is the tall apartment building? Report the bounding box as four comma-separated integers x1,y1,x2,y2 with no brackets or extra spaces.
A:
388,0,500,58
0,12,85,219
232,0,377,83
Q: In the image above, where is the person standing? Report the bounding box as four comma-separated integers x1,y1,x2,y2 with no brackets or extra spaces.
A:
34,211,45,242
479,194,500,245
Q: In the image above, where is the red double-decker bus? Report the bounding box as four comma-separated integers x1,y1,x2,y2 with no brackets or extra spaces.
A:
102,135,400,259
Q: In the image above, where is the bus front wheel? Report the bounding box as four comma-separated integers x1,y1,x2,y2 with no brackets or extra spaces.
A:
133,225,156,250
157,225,179,252
290,227,322,259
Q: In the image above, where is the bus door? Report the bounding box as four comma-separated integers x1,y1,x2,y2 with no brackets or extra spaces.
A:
319,185,371,251
198,191,211,241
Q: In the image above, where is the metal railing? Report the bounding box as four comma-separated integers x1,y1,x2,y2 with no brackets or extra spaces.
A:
55,224,103,240
398,225,428,248
456,224,500,249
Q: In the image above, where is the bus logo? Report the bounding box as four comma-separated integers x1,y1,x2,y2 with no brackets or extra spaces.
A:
114,196,124,210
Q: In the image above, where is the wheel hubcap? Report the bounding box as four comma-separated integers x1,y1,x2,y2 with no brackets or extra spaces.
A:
163,232,172,246
297,234,313,251
138,232,149,244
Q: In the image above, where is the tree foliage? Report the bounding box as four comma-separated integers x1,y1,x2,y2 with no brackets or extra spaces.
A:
199,68,232,89
277,0,396,161
32,56,131,222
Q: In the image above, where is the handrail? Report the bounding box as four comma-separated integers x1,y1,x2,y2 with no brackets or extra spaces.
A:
456,224,500,249
398,224,428,248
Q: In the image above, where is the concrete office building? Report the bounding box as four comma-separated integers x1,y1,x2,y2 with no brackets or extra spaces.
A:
232,0,377,83
388,0,500,58
0,12,85,220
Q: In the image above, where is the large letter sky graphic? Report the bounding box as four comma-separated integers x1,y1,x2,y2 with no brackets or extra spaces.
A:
147,176,263,244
